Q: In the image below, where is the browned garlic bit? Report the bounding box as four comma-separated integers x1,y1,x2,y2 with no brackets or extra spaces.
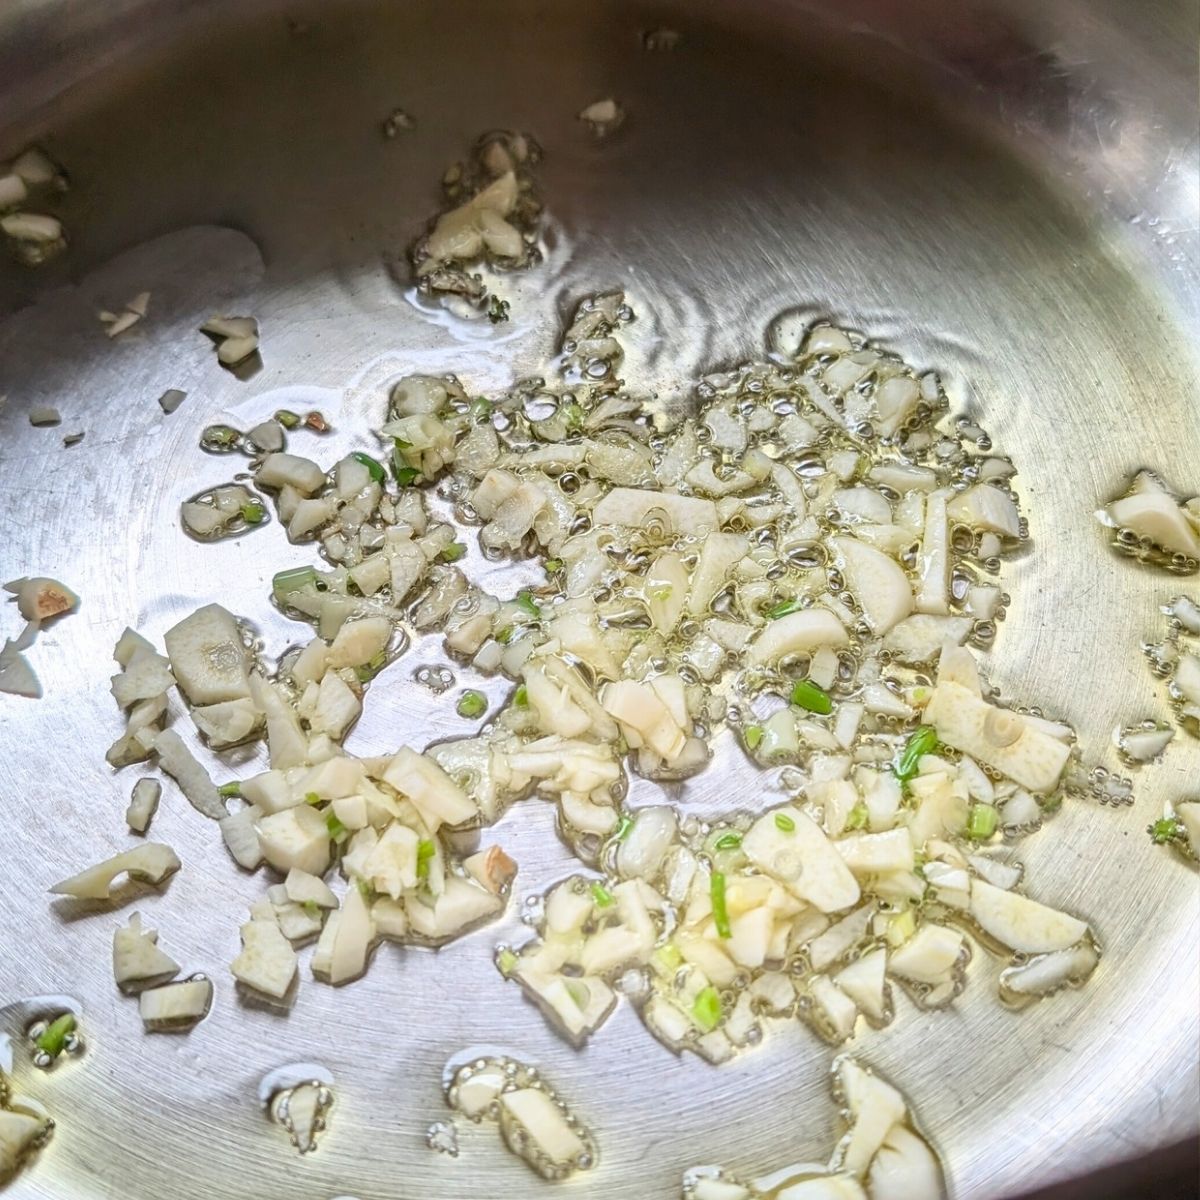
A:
4,576,77,622
0,576,78,697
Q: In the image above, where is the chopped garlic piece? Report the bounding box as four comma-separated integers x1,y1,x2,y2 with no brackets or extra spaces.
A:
747,608,849,667
125,779,161,833
201,314,260,367
257,806,331,877
232,915,298,999
592,487,719,533
153,729,225,820
139,977,213,1030
381,748,475,828
743,808,860,913
0,1108,51,1184
500,1087,586,1168
164,603,252,704
924,679,1070,793
969,879,1088,954
112,912,180,991
828,537,913,634
51,843,180,900
1100,476,1200,559
3,576,77,622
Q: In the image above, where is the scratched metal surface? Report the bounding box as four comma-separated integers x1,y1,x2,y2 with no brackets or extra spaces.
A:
0,1,1197,1198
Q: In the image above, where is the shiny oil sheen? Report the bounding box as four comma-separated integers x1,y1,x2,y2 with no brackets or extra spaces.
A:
0,2,1196,1198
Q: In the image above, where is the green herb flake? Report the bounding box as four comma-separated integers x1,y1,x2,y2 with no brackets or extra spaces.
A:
966,803,999,840
790,678,833,715
561,401,584,429
272,565,318,599
647,585,673,602
1149,816,1184,844
351,451,386,483
217,781,241,799
590,882,614,908
652,943,683,975
691,986,722,1033
774,812,796,833
36,1013,76,1060
766,597,805,620
496,948,518,977
895,725,939,785
710,871,731,939
843,801,869,832
713,831,743,852
544,558,564,574
564,978,590,1009
456,689,487,719
513,684,529,707
355,649,388,683
515,590,541,619
416,838,436,879
305,792,322,806
240,502,266,525
302,900,320,919
325,812,349,843
494,625,515,645
392,437,417,484
743,724,764,750
274,409,301,429
613,815,634,842
470,397,492,419
439,542,468,563
199,423,241,451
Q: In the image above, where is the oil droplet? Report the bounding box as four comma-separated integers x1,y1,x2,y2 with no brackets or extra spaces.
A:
426,1120,459,1156
414,664,455,694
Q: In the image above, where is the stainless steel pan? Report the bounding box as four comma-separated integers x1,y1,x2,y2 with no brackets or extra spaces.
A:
1,2,1196,1198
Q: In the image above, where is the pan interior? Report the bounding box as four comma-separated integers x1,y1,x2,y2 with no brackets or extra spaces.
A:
0,3,1196,1199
